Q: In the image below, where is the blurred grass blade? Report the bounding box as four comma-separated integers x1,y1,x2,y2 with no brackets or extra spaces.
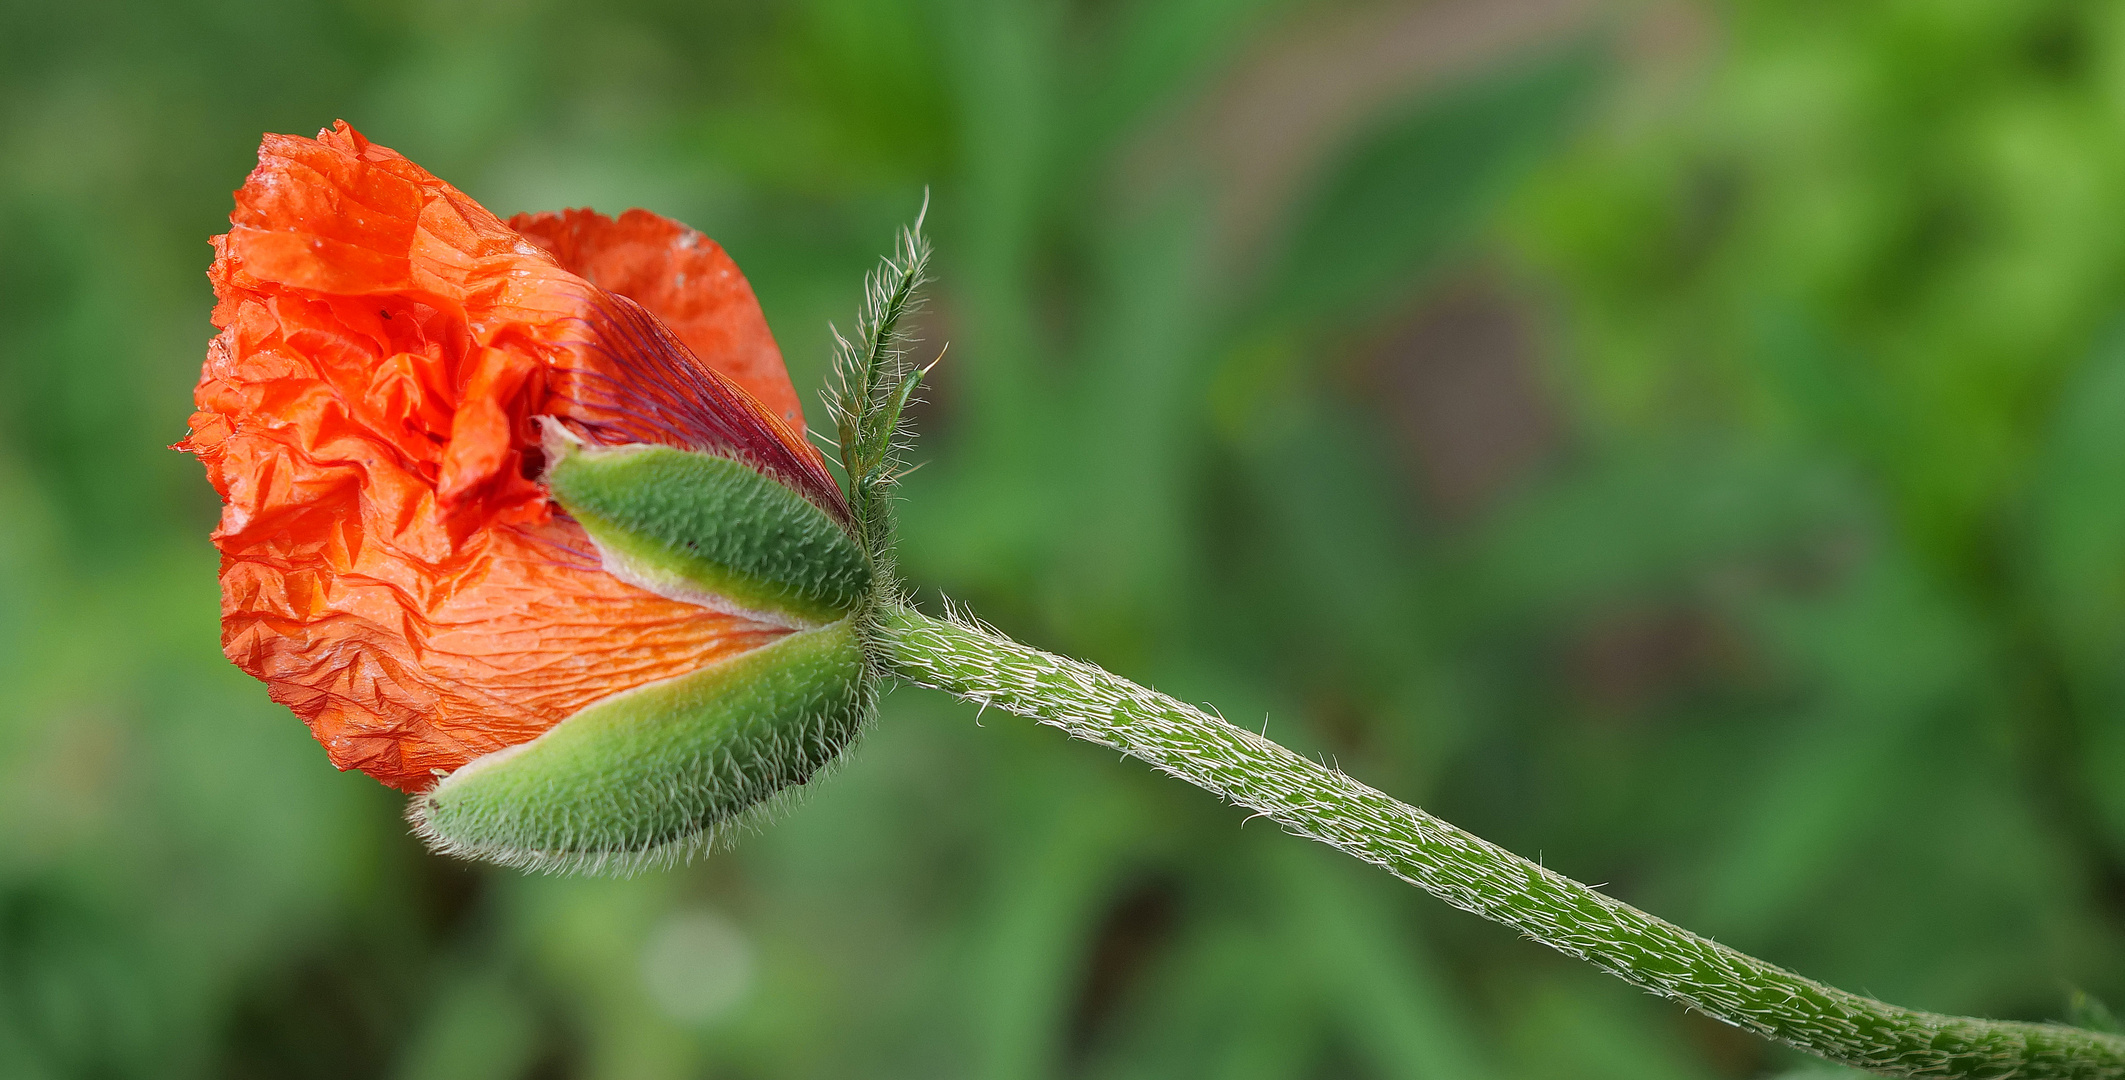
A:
1265,45,1598,327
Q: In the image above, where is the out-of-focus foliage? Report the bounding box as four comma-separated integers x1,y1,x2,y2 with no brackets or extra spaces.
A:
0,0,2120,1077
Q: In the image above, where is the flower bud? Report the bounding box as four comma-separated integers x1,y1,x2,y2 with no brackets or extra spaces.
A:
179,121,878,872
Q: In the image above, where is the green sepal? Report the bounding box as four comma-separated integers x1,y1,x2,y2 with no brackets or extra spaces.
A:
410,617,872,874
544,435,870,626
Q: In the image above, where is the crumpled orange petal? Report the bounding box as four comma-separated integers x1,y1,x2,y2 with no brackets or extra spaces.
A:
181,121,846,792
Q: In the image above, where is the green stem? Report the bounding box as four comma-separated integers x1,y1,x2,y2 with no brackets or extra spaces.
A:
871,605,2125,1079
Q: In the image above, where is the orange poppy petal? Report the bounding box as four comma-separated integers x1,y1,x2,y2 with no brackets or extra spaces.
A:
510,207,808,434
182,122,844,791
217,520,786,790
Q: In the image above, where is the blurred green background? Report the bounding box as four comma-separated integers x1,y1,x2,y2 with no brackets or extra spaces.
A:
3,0,2124,1076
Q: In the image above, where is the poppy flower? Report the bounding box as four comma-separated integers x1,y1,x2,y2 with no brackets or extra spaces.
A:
179,122,874,870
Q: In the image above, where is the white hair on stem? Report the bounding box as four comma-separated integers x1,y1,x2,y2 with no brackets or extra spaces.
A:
870,603,2125,1078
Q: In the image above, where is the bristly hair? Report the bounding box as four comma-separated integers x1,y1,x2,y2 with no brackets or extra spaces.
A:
823,196,934,589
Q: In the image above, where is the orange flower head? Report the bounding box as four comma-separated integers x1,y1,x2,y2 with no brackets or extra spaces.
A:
180,122,858,801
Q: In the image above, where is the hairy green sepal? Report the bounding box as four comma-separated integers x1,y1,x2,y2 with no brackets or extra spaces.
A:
545,439,869,626
411,619,871,873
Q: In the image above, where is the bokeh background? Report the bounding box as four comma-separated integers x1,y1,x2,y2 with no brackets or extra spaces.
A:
3,0,2124,1077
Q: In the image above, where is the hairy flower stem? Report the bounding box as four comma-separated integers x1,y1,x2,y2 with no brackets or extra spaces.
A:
872,605,2125,1079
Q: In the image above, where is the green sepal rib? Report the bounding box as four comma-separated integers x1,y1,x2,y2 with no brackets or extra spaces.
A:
410,618,872,874
545,440,870,626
